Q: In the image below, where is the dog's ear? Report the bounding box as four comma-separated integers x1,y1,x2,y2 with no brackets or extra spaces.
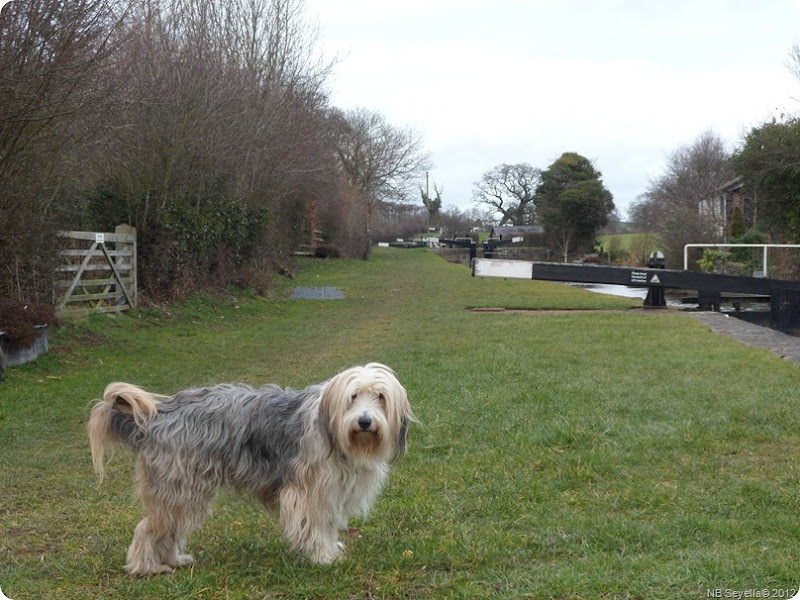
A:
393,416,410,463
390,384,417,463
317,367,360,454
317,383,337,456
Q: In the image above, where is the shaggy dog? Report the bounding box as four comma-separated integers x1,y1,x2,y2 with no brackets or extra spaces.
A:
88,363,415,575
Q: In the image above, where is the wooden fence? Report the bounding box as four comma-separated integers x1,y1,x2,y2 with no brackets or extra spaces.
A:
55,225,137,318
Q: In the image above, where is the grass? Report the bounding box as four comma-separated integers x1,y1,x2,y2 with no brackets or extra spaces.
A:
1,248,799,599
597,233,663,264
597,233,661,251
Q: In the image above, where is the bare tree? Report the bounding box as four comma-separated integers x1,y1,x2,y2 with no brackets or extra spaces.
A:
628,194,663,232
786,41,800,83
635,129,733,268
0,0,431,301
471,163,540,225
0,0,130,301
93,0,331,219
86,0,342,294
420,178,443,226
331,107,431,258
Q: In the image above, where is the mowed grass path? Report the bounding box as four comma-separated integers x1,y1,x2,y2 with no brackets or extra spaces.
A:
1,248,798,599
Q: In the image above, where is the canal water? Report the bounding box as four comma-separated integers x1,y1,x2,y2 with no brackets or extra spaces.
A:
569,282,775,315
568,282,687,307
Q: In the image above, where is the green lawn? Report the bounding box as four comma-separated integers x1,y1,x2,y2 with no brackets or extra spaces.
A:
597,233,663,265
1,248,798,599
597,232,661,250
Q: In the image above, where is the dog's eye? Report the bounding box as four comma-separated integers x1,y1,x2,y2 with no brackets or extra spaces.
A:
377,392,385,405
350,393,357,402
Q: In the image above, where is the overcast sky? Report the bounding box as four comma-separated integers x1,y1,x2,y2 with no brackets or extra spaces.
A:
304,0,800,219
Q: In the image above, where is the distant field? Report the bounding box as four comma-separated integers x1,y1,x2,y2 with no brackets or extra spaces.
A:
1,248,798,599
597,232,662,264
597,232,662,251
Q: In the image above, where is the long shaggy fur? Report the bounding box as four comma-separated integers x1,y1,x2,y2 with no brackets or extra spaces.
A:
88,363,415,575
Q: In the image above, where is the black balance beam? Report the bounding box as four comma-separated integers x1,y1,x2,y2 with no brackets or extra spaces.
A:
471,259,800,330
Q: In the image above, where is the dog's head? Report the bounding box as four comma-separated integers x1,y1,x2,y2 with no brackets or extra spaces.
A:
318,363,416,464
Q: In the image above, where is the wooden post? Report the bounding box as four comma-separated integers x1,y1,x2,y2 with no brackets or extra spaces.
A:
115,224,137,308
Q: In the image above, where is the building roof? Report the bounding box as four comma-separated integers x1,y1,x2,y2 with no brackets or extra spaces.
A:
717,176,745,194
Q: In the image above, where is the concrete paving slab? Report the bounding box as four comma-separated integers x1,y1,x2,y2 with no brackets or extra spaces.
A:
685,312,800,366
290,287,346,300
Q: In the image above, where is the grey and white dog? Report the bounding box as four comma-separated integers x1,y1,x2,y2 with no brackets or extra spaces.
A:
88,363,415,575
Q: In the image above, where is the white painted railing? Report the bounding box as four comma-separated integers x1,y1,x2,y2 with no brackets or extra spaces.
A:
683,243,800,277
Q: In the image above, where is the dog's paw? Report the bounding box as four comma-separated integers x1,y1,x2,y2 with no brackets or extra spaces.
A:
125,563,174,576
151,564,175,575
176,554,194,568
311,544,344,565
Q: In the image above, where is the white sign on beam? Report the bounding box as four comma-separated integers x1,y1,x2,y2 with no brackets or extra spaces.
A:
472,258,533,280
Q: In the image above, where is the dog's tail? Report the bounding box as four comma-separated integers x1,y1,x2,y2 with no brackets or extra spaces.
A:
88,382,161,483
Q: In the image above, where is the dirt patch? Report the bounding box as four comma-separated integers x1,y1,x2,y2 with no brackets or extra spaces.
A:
467,307,641,314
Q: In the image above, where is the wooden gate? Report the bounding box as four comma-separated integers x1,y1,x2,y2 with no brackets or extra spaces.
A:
55,225,137,317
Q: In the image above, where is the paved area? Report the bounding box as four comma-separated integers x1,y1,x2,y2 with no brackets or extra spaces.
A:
685,311,800,366
289,287,346,300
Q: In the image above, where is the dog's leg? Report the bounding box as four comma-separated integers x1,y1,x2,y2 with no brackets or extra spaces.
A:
126,459,217,575
125,513,175,576
279,484,343,564
160,504,198,571
126,497,215,574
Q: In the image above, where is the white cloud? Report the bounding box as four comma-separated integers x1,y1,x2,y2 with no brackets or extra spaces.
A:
307,0,800,216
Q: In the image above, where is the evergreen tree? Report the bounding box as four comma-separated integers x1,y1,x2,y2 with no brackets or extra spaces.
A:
729,205,745,239
535,152,615,261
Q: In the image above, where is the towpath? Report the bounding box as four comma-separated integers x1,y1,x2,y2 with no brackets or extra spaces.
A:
686,312,800,367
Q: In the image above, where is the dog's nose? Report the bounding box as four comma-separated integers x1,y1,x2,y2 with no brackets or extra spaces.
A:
358,416,372,431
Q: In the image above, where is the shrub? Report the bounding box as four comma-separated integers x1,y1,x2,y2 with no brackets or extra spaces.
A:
0,300,58,349
698,249,746,276
138,195,271,299
730,229,767,274
730,205,745,239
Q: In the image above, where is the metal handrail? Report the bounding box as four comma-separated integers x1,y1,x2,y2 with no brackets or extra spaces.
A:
683,243,800,277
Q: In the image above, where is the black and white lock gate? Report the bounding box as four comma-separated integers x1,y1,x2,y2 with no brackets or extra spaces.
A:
471,258,800,331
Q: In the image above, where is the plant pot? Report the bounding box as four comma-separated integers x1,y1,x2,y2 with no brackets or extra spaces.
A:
0,324,49,368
